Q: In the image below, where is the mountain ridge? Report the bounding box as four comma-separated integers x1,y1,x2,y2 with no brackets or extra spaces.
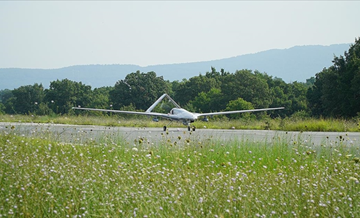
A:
0,43,350,90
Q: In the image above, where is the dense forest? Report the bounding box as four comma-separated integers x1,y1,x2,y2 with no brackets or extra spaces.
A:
0,38,359,119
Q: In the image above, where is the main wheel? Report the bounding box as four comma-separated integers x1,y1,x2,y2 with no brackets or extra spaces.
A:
187,126,191,131
163,126,167,131
192,126,196,131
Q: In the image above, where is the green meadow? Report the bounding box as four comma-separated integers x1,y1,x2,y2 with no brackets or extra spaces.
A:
1,123,360,217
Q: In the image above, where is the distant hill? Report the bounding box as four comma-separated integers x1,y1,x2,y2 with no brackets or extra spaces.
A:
0,44,350,90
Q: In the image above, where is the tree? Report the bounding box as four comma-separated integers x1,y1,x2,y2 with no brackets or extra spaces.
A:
305,77,316,87
7,84,45,114
0,89,14,114
287,82,308,114
190,88,224,112
0,103,5,115
90,86,113,108
45,79,92,114
110,71,170,110
0,89,13,104
172,68,228,106
258,73,289,117
173,74,220,106
307,38,360,117
220,70,271,108
225,97,254,119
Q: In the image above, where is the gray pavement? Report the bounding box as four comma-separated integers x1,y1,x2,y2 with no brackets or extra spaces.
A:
0,122,359,146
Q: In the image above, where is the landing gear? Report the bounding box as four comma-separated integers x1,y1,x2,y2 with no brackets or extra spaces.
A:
163,120,174,131
163,121,195,132
187,124,196,131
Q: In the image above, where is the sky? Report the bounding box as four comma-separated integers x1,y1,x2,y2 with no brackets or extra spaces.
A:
0,1,359,69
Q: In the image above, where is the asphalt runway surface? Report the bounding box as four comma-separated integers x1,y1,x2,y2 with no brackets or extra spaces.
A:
0,122,359,146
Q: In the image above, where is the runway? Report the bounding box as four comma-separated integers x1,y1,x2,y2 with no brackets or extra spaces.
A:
0,122,359,146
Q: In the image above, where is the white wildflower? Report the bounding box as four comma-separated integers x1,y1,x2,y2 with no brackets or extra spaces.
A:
199,197,203,203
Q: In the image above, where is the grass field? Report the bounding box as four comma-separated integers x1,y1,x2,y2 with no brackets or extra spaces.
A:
1,125,360,217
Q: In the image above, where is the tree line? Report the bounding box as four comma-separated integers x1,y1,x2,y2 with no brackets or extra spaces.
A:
1,38,359,119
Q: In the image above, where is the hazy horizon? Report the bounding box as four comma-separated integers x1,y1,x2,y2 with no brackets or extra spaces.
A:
0,43,352,70
1,1,359,69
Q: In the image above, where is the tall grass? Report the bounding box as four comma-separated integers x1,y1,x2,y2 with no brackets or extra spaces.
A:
1,127,360,217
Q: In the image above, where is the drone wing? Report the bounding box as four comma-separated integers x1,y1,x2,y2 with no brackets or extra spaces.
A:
72,107,170,119
195,107,284,117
